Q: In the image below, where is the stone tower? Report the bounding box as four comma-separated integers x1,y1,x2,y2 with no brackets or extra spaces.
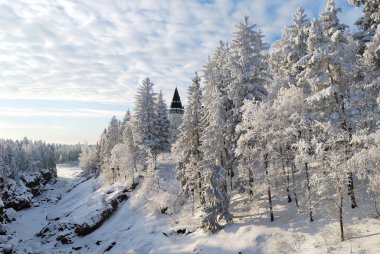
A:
168,87,184,143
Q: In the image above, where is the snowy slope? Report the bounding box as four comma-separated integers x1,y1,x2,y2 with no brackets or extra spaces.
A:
4,158,380,254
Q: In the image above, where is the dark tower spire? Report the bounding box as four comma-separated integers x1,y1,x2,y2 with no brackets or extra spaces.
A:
170,87,183,109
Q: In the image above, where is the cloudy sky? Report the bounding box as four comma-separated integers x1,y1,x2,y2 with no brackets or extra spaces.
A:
0,0,362,144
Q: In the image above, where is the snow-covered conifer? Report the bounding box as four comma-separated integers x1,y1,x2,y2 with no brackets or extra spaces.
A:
349,0,380,54
119,110,131,143
105,116,121,157
132,77,160,171
156,91,171,153
203,41,236,190
227,16,270,190
297,2,359,208
236,99,278,221
173,73,203,198
200,87,232,232
122,123,138,184
270,7,310,95
349,130,380,216
364,24,380,72
320,0,347,36
228,16,269,117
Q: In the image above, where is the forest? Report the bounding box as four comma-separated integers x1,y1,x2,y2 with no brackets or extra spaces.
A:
80,0,380,242
1,0,379,252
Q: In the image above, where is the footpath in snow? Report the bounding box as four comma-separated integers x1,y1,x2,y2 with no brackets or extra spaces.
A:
5,157,380,254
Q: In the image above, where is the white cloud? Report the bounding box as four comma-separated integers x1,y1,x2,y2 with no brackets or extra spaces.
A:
0,122,65,130
0,107,125,118
0,0,362,106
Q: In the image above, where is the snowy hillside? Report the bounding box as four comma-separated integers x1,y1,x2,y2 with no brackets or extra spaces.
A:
1,156,379,254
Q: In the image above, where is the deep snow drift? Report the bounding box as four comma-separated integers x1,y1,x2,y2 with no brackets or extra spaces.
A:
3,157,380,254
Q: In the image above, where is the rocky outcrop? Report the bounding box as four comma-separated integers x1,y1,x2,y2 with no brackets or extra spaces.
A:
1,168,57,212
38,188,131,246
1,180,33,211
74,191,128,236
0,198,6,236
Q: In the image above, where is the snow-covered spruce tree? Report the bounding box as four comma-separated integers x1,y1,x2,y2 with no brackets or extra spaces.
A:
353,22,380,137
157,91,171,154
349,0,380,54
106,116,121,155
103,116,122,184
236,99,281,222
95,128,107,176
270,86,307,207
173,72,203,200
349,25,380,155
363,24,380,76
200,87,232,232
321,0,359,209
122,123,139,186
270,7,310,95
362,24,380,124
203,41,236,191
296,7,359,209
228,16,270,191
119,110,131,143
349,130,380,216
348,26,380,217
320,0,347,37
293,20,331,221
228,15,269,109
309,122,359,241
269,7,310,206
132,77,159,172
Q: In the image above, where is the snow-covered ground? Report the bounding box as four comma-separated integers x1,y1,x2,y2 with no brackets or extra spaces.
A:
5,163,84,252
5,158,380,254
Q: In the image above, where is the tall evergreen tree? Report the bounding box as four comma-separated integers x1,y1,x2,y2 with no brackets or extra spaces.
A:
105,116,121,160
349,0,380,54
119,110,131,143
200,87,232,232
174,73,203,199
132,77,159,171
270,7,310,95
364,24,380,73
203,41,236,190
228,15,269,118
156,91,171,153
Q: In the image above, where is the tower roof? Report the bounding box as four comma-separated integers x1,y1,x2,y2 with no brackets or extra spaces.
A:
170,87,183,109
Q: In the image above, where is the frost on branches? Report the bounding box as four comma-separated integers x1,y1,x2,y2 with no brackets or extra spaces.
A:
200,87,232,232
173,73,203,199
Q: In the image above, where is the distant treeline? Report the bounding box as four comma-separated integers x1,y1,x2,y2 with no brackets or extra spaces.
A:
53,144,82,163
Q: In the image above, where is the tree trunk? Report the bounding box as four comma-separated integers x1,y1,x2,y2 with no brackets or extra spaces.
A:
291,163,299,208
347,172,357,209
340,94,357,209
304,162,313,222
230,169,233,191
248,169,254,197
280,146,291,203
198,171,204,205
192,190,195,215
339,195,344,241
285,163,292,203
268,185,274,222
374,194,380,216
264,153,274,222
